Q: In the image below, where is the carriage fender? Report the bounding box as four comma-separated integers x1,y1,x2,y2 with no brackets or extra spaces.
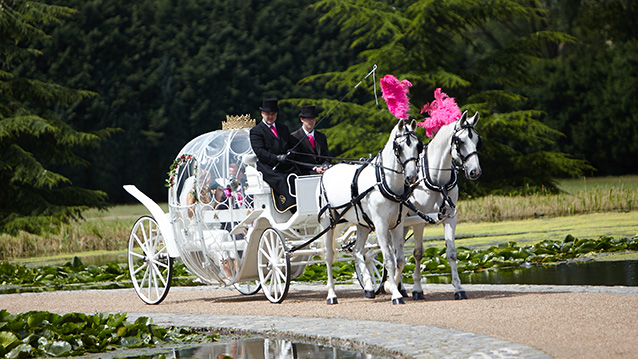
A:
123,185,180,258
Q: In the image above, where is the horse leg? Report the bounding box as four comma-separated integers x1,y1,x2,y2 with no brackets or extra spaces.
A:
411,223,426,300
444,217,467,300
376,225,403,304
353,225,375,298
322,217,339,304
390,225,407,298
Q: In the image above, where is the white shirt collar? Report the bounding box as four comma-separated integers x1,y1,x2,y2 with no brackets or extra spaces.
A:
262,120,275,128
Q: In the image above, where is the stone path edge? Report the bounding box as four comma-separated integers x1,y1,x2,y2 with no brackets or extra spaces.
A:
125,312,550,359
123,283,638,359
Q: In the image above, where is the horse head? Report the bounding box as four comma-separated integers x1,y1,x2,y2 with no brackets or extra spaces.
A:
451,111,482,180
392,119,421,186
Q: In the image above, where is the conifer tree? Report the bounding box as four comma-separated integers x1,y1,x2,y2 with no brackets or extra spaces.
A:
0,1,111,234
307,0,593,195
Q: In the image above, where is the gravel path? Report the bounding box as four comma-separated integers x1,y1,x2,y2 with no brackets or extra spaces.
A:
2,283,637,358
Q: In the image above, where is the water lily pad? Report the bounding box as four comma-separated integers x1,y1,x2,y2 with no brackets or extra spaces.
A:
44,340,72,357
6,343,34,359
0,331,18,350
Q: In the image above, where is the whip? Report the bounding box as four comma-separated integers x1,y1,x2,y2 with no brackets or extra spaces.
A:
274,64,378,170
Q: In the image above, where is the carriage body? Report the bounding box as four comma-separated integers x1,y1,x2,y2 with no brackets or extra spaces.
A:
125,124,383,305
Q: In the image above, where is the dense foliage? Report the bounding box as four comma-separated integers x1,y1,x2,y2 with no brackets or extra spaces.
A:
6,0,638,235
18,0,359,204
304,0,595,196
522,0,638,177
0,310,210,358
0,1,113,235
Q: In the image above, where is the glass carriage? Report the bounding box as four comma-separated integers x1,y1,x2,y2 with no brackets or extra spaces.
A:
124,115,385,305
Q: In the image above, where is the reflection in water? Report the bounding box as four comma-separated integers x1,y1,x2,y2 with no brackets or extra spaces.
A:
425,260,638,286
124,337,385,359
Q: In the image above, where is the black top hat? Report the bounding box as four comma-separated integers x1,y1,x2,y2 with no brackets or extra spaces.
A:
299,105,318,118
259,98,279,113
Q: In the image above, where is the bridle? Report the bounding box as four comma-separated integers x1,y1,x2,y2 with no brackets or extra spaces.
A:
451,122,481,173
391,123,422,173
403,119,481,225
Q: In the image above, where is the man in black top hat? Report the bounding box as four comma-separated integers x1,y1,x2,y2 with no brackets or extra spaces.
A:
291,105,330,175
249,98,298,213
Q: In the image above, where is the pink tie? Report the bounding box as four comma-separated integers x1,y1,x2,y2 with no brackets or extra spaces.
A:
308,134,315,149
270,125,278,138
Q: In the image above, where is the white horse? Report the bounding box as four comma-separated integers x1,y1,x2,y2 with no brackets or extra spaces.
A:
403,110,482,300
319,119,421,305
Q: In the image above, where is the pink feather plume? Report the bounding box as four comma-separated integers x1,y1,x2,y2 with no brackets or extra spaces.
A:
380,74,412,119
417,88,461,137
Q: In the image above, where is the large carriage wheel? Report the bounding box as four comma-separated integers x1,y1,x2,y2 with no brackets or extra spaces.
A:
356,245,388,295
233,280,261,295
128,215,173,305
257,228,291,303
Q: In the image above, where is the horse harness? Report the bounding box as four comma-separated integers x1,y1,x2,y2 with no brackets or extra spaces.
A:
403,122,480,224
318,127,420,232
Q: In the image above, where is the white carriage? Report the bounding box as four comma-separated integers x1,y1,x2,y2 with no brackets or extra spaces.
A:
124,116,385,304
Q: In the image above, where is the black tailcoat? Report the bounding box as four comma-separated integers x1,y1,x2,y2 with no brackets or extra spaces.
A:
249,121,298,212
290,128,330,175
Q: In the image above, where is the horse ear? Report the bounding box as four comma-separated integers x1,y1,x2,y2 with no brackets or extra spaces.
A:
397,119,405,131
458,110,468,125
469,111,480,126
409,119,418,131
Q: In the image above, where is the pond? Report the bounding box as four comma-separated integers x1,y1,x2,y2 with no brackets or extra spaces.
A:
114,336,389,359
424,259,638,286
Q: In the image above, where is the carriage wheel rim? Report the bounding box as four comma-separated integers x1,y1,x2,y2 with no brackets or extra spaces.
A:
128,216,172,305
356,248,387,295
257,228,290,303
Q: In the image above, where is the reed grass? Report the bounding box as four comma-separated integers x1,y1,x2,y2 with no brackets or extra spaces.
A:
1,177,636,260
458,185,637,223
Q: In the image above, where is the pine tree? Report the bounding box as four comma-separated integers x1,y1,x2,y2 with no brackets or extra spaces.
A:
306,0,594,195
0,1,112,234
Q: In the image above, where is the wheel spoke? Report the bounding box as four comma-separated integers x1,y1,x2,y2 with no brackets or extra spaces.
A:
130,251,145,260
150,261,168,288
150,258,168,269
133,261,148,276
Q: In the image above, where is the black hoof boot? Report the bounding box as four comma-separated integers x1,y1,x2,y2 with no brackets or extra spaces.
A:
398,284,409,298
364,290,376,299
327,297,338,305
454,291,468,300
392,298,405,305
412,291,425,300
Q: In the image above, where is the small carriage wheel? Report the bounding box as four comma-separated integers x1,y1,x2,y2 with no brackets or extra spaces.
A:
257,227,291,303
233,281,261,295
356,246,388,295
128,215,173,305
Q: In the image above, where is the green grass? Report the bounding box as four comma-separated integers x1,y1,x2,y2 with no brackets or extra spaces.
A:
557,175,638,193
411,211,638,252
